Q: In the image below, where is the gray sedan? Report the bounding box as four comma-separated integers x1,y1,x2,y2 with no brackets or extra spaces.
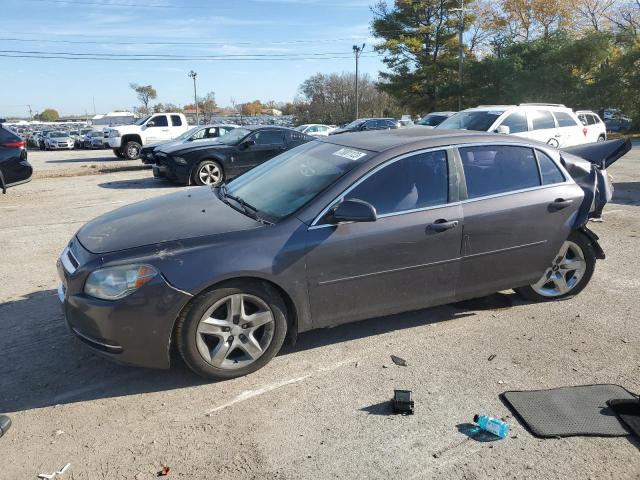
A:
57,130,630,379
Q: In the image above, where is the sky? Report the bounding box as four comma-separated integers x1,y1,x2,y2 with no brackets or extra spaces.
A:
0,0,387,118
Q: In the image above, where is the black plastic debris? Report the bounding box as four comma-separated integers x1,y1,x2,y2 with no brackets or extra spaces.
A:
0,415,11,438
393,390,414,415
391,355,408,367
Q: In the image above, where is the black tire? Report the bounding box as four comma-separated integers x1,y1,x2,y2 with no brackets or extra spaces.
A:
515,230,597,302
122,141,142,160
192,160,224,186
175,280,288,380
113,148,125,159
597,135,606,142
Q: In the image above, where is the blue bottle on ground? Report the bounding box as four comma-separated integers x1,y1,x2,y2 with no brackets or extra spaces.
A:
473,414,509,439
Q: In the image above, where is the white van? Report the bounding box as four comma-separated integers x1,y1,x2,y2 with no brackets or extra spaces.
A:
436,104,588,148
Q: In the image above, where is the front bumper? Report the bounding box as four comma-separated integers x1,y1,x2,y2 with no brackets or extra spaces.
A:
48,143,74,150
107,137,122,149
57,242,192,369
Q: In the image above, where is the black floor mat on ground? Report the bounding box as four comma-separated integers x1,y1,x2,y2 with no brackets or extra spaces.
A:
608,398,640,438
501,384,637,438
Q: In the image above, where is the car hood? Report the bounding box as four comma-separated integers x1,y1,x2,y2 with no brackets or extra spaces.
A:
159,139,227,156
111,125,141,134
77,187,261,254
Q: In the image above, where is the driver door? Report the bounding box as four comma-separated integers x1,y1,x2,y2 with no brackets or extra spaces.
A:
145,115,169,143
241,130,286,170
305,149,463,328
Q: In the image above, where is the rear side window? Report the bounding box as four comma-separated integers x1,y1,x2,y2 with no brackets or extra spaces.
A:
500,111,528,133
459,145,540,199
554,111,579,128
347,150,448,215
531,110,556,130
287,130,307,143
578,114,588,126
536,151,565,185
171,115,182,126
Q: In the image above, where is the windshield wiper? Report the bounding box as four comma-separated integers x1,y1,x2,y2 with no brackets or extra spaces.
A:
219,185,273,225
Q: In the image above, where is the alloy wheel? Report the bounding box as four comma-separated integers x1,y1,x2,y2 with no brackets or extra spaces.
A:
531,241,587,297
195,294,275,369
198,163,222,185
127,144,140,158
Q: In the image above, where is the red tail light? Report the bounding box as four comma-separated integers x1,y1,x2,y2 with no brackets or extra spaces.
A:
1,140,26,148
582,127,588,137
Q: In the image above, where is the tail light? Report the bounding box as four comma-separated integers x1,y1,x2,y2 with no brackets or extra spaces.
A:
582,127,588,137
0,140,26,149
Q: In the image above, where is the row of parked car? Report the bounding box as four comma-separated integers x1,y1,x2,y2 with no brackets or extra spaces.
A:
29,128,109,150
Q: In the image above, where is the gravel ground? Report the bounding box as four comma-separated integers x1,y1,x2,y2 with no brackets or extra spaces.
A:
1,148,639,479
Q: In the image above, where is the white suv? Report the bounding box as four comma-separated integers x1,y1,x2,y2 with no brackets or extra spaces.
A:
436,104,588,148
576,111,607,143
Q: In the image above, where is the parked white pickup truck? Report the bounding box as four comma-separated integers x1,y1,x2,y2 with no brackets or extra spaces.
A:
106,113,190,159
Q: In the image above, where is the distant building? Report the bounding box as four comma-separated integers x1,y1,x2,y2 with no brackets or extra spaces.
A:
261,108,282,116
91,111,137,126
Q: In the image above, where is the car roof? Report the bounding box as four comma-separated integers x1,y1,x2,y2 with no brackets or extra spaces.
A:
317,128,548,153
239,124,296,131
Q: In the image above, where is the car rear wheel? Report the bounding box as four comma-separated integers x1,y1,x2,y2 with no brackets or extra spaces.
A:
597,135,606,142
175,281,288,380
515,231,596,301
123,141,142,160
193,160,224,186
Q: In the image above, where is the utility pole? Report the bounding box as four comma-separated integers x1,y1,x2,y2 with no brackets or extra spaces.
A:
92,96,96,115
27,105,33,121
352,43,365,120
451,0,465,111
188,70,199,125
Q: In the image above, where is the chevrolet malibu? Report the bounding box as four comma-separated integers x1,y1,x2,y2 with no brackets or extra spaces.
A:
57,131,630,380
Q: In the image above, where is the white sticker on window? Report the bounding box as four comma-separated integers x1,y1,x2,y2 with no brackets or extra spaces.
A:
333,147,367,161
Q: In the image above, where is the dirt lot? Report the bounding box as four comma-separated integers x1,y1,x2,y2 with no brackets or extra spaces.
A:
1,147,639,479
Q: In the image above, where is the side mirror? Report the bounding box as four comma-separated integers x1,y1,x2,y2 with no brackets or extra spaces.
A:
146,121,155,128
495,125,510,135
330,199,377,224
242,139,256,148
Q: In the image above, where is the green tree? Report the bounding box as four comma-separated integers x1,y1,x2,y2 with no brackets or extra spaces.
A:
37,108,60,122
198,91,217,119
129,83,157,114
371,0,471,113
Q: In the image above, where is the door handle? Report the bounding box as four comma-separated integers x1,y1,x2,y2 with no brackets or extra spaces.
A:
548,198,574,212
427,219,459,233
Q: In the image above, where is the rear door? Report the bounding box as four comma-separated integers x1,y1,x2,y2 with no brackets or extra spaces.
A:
552,111,585,147
306,149,463,327
455,144,583,299
528,110,559,146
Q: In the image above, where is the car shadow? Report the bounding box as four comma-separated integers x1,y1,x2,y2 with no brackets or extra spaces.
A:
98,178,177,190
0,289,522,414
46,155,120,164
611,182,640,206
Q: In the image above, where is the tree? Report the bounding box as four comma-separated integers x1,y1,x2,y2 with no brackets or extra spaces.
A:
198,91,217,119
240,100,263,116
129,83,157,114
371,0,469,113
37,108,59,122
152,103,183,113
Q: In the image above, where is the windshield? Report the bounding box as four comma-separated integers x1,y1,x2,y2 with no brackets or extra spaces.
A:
418,114,447,126
343,119,366,129
177,127,200,140
50,131,67,138
225,141,371,221
295,125,309,132
436,111,503,131
219,128,251,145
135,115,152,126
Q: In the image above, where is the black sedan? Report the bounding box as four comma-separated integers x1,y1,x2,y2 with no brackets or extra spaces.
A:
329,118,399,135
0,125,32,193
152,125,312,186
57,130,630,380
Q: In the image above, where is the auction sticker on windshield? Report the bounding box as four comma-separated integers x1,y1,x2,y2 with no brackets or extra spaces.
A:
333,147,367,161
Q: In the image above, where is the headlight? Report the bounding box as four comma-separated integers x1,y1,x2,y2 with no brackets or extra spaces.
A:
173,156,187,165
84,264,158,300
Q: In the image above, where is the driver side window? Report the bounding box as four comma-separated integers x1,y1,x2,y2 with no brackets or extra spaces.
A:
253,130,285,145
500,112,528,133
345,150,449,216
149,115,168,127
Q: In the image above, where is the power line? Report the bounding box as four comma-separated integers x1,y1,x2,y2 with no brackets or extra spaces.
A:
21,0,210,9
0,48,373,58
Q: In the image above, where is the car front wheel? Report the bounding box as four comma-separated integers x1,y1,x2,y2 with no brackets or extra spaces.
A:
515,231,596,301
123,141,142,160
175,281,288,380
193,160,224,186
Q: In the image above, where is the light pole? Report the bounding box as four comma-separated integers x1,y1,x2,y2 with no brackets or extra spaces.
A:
451,0,465,111
188,70,199,125
353,43,365,119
